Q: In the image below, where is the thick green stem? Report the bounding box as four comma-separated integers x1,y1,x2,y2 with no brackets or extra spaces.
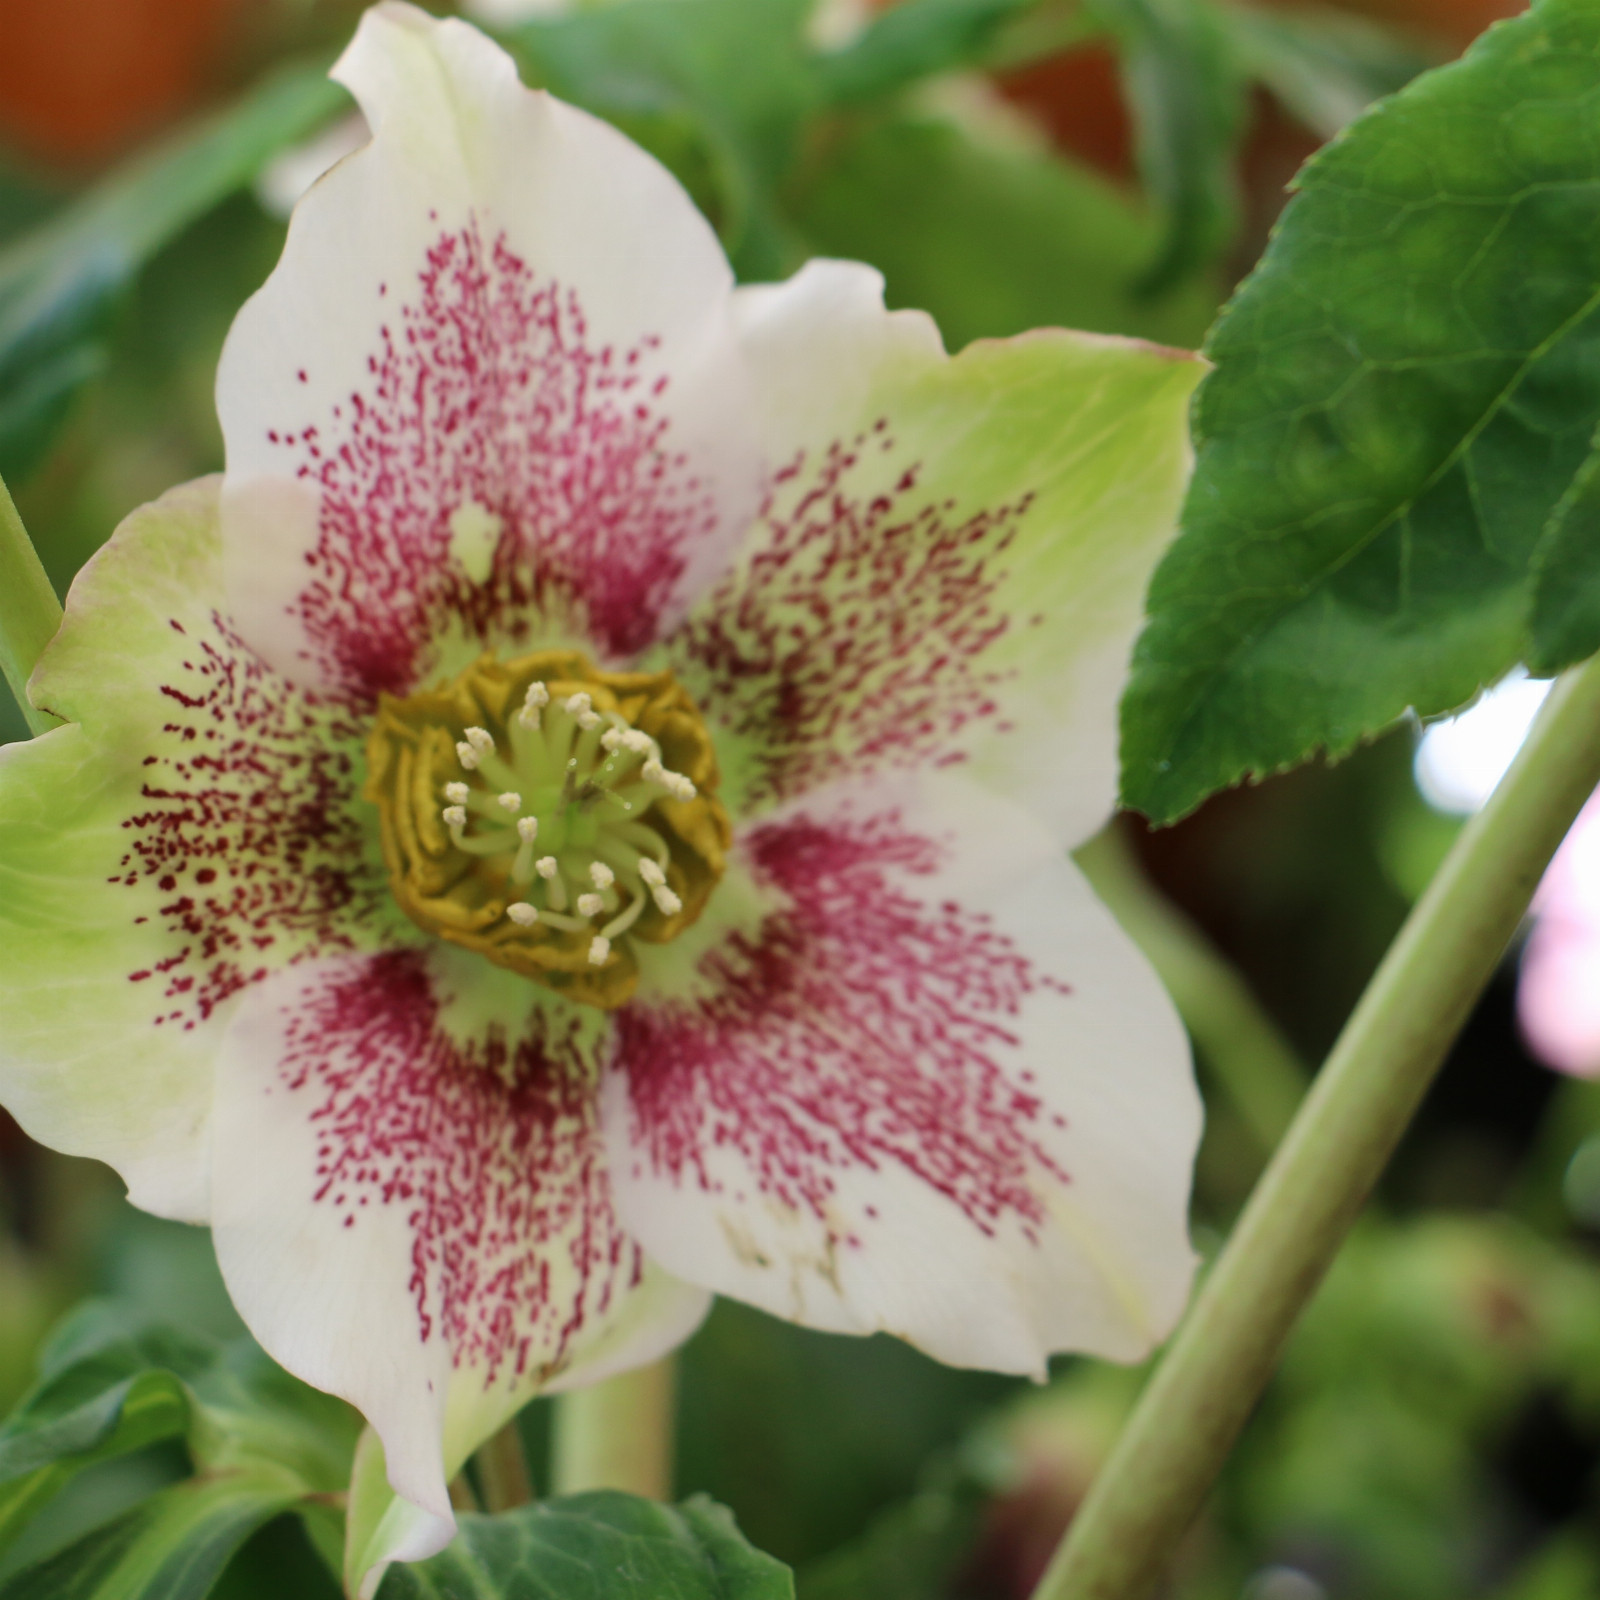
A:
1034,652,1600,1600
474,1419,534,1512
1075,826,1305,1159
549,1358,676,1500
0,475,62,738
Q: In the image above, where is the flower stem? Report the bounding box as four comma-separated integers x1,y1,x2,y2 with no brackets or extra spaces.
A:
474,1420,533,1513
0,474,62,738
1075,825,1305,1160
549,1358,676,1500
1033,651,1600,1600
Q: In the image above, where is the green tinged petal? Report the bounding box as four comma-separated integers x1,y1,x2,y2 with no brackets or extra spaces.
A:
0,479,399,1221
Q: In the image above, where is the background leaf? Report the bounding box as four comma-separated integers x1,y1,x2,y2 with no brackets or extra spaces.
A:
0,1471,303,1600
0,59,342,484
1121,0,1600,823
375,1492,793,1600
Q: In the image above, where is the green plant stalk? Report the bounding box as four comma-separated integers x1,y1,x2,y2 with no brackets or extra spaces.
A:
549,1358,676,1500
1035,651,1600,1600
474,1419,534,1512
0,474,62,738
1075,825,1305,1158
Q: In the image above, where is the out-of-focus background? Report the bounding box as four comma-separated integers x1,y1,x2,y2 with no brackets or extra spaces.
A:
14,3,1600,1598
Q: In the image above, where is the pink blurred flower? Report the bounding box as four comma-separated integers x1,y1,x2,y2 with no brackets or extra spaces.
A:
1519,788,1600,1076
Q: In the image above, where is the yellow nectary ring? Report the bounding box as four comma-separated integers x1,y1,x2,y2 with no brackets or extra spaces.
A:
365,648,730,1009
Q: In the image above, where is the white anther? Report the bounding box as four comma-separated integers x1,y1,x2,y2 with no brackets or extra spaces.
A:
638,859,666,887
589,862,615,889
588,935,611,965
667,773,696,800
516,816,539,843
600,727,623,751
442,805,467,829
455,742,480,770
564,692,592,714
516,704,542,731
444,781,469,805
535,856,559,880
464,726,495,755
621,729,653,754
576,892,605,917
652,886,683,916
579,709,602,731
507,902,539,927
497,791,521,813
524,682,550,710
641,758,665,785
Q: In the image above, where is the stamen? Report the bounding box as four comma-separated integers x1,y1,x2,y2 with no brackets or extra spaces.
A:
576,892,605,917
640,758,697,801
517,817,539,843
535,856,558,879
444,782,469,805
455,741,480,771
497,791,522,813
652,886,683,916
638,859,665,887
507,902,539,927
464,726,495,756
442,804,467,834
588,935,611,965
589,862,615,890
511,816,540,884
516,681,550,731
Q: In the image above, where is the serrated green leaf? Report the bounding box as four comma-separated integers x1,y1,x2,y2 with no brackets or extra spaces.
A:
0,58,343,484
375,1493,794,1600
1529,424,1600,672
0,1470,302,1600
788,114,1217,350
1122,0,1600,823
1088,0,1248,291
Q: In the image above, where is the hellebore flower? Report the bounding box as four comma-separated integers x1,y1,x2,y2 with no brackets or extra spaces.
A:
0,1,1203,1579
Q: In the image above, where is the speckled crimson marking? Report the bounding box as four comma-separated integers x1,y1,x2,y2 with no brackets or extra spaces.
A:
271,224,719,699
118,615,383,1031
675,427,1036,806
278,951,633,1379
614,810,1066,1245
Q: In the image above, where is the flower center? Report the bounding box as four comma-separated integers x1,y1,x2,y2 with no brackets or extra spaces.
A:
366,649,730,1009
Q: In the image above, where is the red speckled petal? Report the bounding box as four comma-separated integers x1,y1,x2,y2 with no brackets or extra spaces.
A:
0,480,395,1222
218,4,763,701
210,946,706,1534
671,260,1203,845
604,772,1201,1372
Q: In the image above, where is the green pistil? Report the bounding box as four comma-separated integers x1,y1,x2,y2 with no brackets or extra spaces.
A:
444,689,696,965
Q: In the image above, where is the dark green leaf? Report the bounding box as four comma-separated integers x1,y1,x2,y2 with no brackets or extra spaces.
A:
788,114,1217,350
1122,0,1600,823
1088,0,1248,291
0,1306,220,1555
376,1492,794,1600
0,1471,302,1600
0,58,343,484
0,1302,356,1564
1530,423,1600,672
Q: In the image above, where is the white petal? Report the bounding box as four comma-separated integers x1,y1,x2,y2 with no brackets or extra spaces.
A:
0,480,389,1223
210,947,696,1535
673,258,1201,844
604,772,1201,1371
219,3,763,698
